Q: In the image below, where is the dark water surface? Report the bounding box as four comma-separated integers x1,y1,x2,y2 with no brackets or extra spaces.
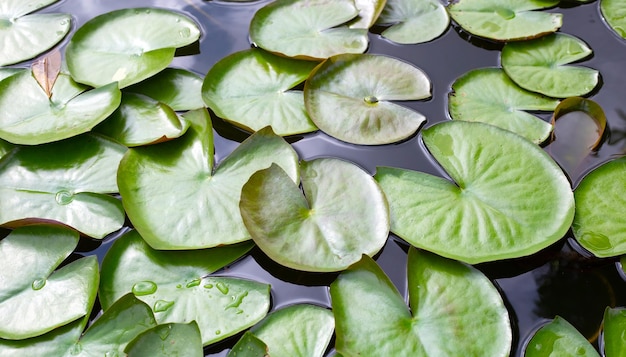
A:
39,0,626,355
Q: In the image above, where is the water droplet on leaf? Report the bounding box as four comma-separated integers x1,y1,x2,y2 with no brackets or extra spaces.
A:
186,278,201,288
179,28,191,38
204,284,213,289
496,8,515,20
132,281,157,296
154,300,175,312
580,232,612,251
55,190,73,205
157,325,172,340
225,291,248,310
32,278,46,290
216,282,229,294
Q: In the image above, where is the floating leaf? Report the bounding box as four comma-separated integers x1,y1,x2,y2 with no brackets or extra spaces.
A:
202,48,318,135
602,307,626,357
601,0,626,39
0,225,98,340
304,53,430,145
240,158,389,272
0,68,22,82
100,230,269,346
0,70,121,145
349,0,387,29
125,322,203,357
31,50,61,98
375,0,449,44
525,317,599,357
249,0,368,60
0,0,70,66
501,33,599,98
447,0,561,42
228,332,269,357
0,134,126,238
0,139,13,160
552,97,606,151
448,67,557,144
375,121,574,263
66,8,200,88
330,250,511,356
126,68,205,111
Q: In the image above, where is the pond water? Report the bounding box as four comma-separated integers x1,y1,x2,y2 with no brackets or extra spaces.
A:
36,0,626,355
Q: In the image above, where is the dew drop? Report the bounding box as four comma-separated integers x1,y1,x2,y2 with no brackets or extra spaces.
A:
145,9,151,14
575,347,586,355
621,330,626,341
175,18,181,23
481,21,501,32
69,344,82,355
580,232,613,251
131,281,157,296
179,28,191,38
495,8,515,20
60,19,67,25
104,351,119,357
157,325,172,340
32,278,46,290
225,291,248,310
176,284,182,288
55,190,74,205
186,278,201,288
364,96,379,105
216,282,229,295
153,300,175,312
204,284,213,289
215,330,221,335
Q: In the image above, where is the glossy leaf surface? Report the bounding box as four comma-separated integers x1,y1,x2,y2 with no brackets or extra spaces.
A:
330,251,511,356
0,140,13,160
240,159,389,272
376,0,449,44
228,332,268,357
305,54,430,145
602,307,626,357
125,322,203,357
525,317,599,357
126,68,205,111
601,0,626,39
375,121,574,263
348,0,387,29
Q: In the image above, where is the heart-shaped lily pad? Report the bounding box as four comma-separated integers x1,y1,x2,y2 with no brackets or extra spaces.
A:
330,250,511,356
572,157,626,257
125,322,203,357
348,0,386,29
375,0,449,44
525,317,599,356
118,109,299,249
0,69,121,145
100,230,269,346
602,307,626,356
501,33,599,98
0,0,70,66
0,134,126,238
375,120,574,264
601,0,626,39
249,0,368,60
126,68,205,111
66,8,200,88
0,225,98,340
202,48,318,135
448,67,558,144
240,158,389,272
304,53,430,145
447,0,561,42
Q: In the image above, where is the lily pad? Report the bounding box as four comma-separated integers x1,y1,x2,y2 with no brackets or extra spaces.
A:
100,230,269,346
304,53,430,145
0,225,98,340
375,0,449,44
0,0,70,66
0,68,22,82
602,307,626,357
0,139,13,160
348,0,387,29
572,157,626,257
448,67,557,144
0,133,127,238
118,109,299,249
249,0,369,60
501,33,599,98
202,48,318,135
330,250,511,356
125,322,203,357
240,158,389,272
447,0,561,42
0,69,121,145
601,0,626,39
375,120,574,264
66,8,201,88
94,92,189,147
228,332,268,357
126,68,205,111
525,316,599,357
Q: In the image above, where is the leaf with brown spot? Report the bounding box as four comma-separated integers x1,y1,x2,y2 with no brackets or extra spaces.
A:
31,50,62,98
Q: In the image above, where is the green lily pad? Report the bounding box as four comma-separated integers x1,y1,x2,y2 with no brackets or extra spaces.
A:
348,0,387,29
0,69,121,145
447,0,561,42
249,0,369,60
525,316,599,357
125,322,203,357
94,92,189,147
448,67,557,144
66,8,200,88
375,121,574,264
0,139,13,160
572,157,626,257
0,225,98,340
375,0,449,44
202,48,318,135
126,68,205,111
304,53,430,145
602,307,626,357
228,332,269,357
118,109,299,249
0,133,126,238
0,0,70,66
240,158,389,272
501,33,599,98
0,68,22,82
601,0,626,39
330,250,511,356
100,230,269,346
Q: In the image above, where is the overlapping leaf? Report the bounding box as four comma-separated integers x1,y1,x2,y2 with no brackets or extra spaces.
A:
126,68,205,111
125,322,203,357
348,0,387,29
601,0,626,39
525,317,599,357
602,307,626,357
376,0,449,44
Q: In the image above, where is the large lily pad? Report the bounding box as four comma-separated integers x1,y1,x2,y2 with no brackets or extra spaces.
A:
100,230,269,346
0,69,121,145
125,322,203,357
448,67,557,144
572,157,626,257
375,0,449,44
602,307,626,357
501,33,599,98
249,0,368,60
126,68,205,111
66,8,200,88
348,0,387,29
202,48,318,135
305,53,430,145
118,109,299,249
0,134,126,238
375,121,574,263
525,317,599,357
0,225,98,340
447,0,561,42
330,250,511,356
240,158,389,272
0,0,70,66
601,0,626,39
